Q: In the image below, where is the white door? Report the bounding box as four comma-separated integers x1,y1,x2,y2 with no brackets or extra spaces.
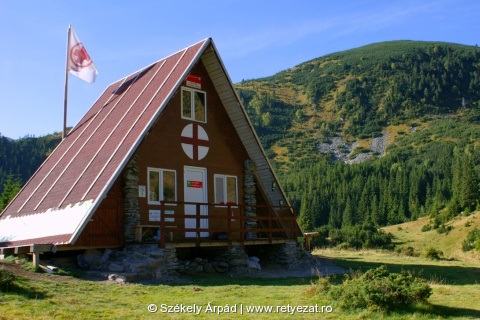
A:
184,166,208,238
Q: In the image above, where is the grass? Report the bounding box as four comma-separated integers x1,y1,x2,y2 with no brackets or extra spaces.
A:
0,269,333,320
1,246,479,319
314,248,480,319
383,211,480,260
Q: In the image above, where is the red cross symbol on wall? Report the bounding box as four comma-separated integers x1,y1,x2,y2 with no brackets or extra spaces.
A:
181,123,209,161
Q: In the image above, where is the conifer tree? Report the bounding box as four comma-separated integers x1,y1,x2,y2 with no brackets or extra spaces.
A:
460,153,479,211
298,194,315,231
0,174,22,211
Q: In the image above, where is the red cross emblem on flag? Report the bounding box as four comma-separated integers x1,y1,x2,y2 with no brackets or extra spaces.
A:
69,43,93,70
181,124,209,160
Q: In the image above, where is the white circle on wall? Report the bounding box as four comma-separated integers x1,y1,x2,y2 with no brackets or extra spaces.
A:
180,123,209,160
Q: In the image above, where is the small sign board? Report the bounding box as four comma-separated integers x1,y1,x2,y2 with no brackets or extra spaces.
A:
186,74,201,89
187,180,203,188
149,210,160,221
149,210,174,222
165,210,174,222
138,185,146,198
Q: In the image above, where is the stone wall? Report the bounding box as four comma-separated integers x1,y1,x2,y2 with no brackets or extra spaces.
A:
75,241,317,281
244,160,258,239
77,244,179,281
123,156,140,243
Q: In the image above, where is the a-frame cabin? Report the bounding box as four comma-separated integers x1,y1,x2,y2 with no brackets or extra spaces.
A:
0,38,302,259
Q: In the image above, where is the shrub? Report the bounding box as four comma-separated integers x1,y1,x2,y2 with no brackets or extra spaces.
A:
328,225,393,249
328,266,431,311
0,266,15,292
307,275,332,296
396,246,419,257
424,247,443,260
421,224,432,232
436,224,453,234
462,227,480,252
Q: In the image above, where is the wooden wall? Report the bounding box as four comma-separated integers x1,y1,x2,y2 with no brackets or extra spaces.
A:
74,179,124,247
134,60,253,240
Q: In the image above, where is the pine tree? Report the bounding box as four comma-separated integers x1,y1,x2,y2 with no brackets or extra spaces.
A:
298,194,315,231
342,196,354,229
460,153,479,211
0,174,22,211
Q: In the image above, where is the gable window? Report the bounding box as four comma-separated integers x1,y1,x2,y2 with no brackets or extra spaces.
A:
214,174,238,205
182,87,206,123
148,168,177,204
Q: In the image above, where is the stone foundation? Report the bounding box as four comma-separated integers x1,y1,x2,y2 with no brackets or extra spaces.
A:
75,242,316,281
261,241,312,269
77,244,179,281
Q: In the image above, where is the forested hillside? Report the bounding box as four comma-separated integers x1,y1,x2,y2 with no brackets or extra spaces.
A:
236,41,480,246
0,133,61,196
237,41,480,166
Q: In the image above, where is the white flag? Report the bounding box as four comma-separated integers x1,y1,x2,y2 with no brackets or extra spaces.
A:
67,27,98,83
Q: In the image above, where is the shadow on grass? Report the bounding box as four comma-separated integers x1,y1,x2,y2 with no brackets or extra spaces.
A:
326,256,480,285
139,273,317,287
426,304,480,319
3,279,49,300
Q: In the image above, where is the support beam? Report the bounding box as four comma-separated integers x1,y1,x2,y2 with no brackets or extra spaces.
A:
14,246,30,254
32,252,40,269
303,232,319,251
30,244,57,253
0,247,15,258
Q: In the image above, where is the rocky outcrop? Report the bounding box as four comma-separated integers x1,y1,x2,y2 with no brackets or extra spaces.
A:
318,132,389,164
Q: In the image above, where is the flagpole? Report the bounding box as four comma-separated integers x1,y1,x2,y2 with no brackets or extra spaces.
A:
63,24,71,139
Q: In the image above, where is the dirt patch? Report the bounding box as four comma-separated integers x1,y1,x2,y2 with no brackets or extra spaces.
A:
0,260,82,283
1,256,346,284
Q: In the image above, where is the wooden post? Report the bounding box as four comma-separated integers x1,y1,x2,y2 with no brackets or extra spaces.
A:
268,214,272,243
196,204,201,245
227,204,232,248
160,201,165,247
304,232,319,251
32,252,40,269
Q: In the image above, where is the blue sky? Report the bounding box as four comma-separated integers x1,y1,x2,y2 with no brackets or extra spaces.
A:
0,0,479,139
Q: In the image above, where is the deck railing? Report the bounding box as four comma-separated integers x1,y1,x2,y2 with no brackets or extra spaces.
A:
150,201,298,247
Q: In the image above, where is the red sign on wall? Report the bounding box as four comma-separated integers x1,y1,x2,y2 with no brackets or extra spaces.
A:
186,74,201,89
187,180,203,188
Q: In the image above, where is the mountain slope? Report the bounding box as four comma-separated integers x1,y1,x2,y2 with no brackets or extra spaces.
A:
236,40,480,168
383,211,480,261
0,133,62,194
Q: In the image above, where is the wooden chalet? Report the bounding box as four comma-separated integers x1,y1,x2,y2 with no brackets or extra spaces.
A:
0,38,302,260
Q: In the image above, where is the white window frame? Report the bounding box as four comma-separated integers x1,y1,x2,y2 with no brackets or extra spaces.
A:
181,87,207,123
214,174,238,206
147,167,177,205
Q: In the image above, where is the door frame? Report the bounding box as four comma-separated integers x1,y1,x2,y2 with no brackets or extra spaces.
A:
183,166,208,237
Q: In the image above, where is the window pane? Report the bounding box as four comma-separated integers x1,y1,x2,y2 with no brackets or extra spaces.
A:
163,171,176,202
226,176,237,204
182,89,192,119
149,170,160,202
215,176,225,203
194,91,206,122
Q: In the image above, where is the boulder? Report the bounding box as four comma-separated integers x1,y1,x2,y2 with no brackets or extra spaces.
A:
247,260,261,271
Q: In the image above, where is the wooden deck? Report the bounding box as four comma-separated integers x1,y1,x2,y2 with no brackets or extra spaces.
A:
143,201,300,248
